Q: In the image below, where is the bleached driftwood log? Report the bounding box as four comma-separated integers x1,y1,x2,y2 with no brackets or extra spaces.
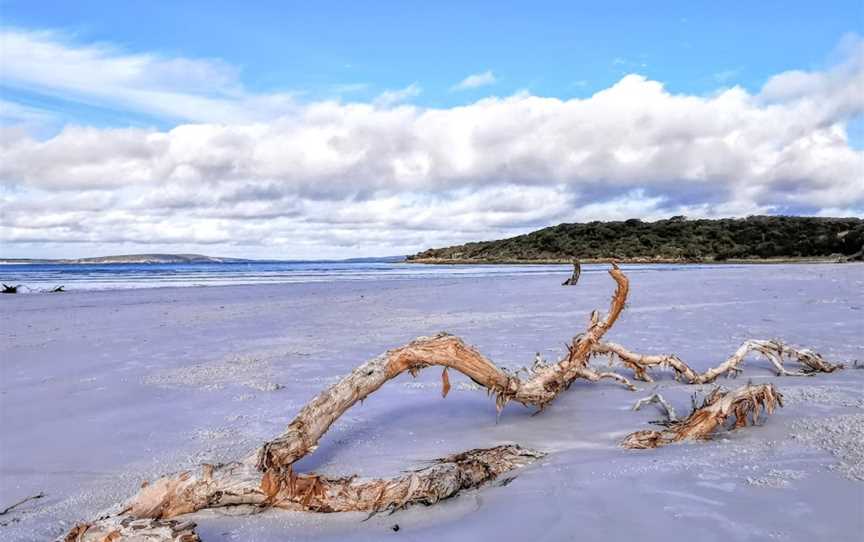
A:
621,383,783,449
63,266,637,541
592,339,843,384
63,446,542,542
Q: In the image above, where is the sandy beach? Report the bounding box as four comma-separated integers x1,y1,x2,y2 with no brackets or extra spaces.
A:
1,264,862,541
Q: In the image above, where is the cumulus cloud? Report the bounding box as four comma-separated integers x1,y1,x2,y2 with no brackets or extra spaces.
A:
452,70,497,91
0,32,862,258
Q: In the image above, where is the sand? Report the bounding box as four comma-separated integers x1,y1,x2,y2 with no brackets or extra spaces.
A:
1,263,862,541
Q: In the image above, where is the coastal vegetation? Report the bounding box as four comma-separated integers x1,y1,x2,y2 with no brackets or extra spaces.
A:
408,216,864,263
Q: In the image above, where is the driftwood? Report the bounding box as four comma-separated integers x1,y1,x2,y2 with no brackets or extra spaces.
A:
1,492,45,516
592,339,843,384
60,265,845,541
63,266,637,541
632,391,677,422
2,284,21,294
622,383,783,449
561,260,581,285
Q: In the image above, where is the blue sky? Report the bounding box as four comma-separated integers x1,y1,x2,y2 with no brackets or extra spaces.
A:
3,1,862,124
1,1,862,258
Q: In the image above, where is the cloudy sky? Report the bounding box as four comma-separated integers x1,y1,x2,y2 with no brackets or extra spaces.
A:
1,1,863,259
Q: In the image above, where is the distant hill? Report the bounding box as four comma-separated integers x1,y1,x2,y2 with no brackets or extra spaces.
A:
407,216,864,263
0,254,251,265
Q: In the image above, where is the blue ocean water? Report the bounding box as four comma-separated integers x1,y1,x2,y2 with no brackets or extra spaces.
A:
0,260,716,292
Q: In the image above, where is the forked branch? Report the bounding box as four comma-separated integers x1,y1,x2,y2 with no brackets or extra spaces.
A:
593,339,843,384
621,383,783,449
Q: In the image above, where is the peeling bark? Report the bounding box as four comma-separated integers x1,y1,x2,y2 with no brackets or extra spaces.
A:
621,383,783,449
592,339,843,384
72,446,543,540
62,517,200,542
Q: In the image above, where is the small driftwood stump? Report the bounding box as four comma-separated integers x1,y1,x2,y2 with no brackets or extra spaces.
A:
561,260,581,285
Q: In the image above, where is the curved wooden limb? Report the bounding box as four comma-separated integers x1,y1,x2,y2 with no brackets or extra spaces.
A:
593,339,843,384
621,383,783,449
259,264,633,472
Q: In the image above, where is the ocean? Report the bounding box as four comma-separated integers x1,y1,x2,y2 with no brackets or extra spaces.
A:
0,260,723,292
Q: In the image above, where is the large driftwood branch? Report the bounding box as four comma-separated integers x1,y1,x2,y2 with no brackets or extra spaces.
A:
63,266,635,541
257,264,634,473
65,446,542,542
592,339,843,384
621,383,783,449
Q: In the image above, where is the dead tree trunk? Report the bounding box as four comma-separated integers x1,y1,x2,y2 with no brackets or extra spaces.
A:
561,260,581,285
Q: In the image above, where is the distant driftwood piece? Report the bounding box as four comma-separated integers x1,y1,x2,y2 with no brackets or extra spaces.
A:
592,339,843,384
63,266,637,541
622,383,783,449
2,284,21,294
1,492,45,516
561,260,582,285
51,285,65,293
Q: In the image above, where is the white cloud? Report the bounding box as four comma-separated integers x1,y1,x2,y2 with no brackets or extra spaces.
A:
374,83,422,106
452,70,497,91
1,32,863,259
0,29,299,123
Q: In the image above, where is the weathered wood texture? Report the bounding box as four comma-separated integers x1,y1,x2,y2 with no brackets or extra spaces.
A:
621,383,783,449
592,339,842,383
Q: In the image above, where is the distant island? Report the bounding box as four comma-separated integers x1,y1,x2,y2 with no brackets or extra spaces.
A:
0,253,251,265
407,216,864,264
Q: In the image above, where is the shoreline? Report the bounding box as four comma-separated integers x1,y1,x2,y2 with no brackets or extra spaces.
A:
406,256,851,265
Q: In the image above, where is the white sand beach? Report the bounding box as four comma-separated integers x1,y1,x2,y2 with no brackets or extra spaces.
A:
1,264,863,541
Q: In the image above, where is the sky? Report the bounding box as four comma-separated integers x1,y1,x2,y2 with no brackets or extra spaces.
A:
1,1,863,259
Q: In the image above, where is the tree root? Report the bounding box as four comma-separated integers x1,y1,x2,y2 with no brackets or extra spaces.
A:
62,266,635,541
621,383,783,449
592,339,843,384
